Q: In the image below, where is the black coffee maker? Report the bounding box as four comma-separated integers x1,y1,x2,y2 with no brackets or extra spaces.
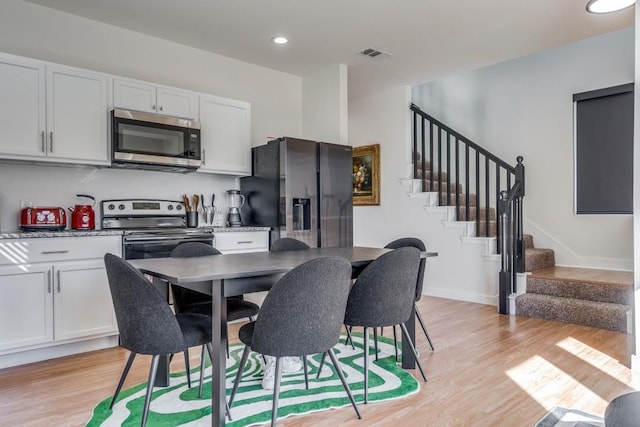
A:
226,190,244,227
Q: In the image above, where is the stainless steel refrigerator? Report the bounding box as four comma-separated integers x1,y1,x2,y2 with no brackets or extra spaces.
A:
240,137,353,248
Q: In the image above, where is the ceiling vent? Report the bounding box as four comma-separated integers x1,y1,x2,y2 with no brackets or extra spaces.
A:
360,47,391,59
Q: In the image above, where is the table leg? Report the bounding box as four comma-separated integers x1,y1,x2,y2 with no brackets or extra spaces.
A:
152,277,171,387
210,279,227,427
401,305,416,369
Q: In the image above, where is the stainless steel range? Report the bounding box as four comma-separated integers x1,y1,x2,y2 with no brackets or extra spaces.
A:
101,199,214,259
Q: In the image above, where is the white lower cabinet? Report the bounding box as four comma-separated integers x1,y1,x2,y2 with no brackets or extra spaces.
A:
0,263,53,351
214,231,269,254
0,236,120,361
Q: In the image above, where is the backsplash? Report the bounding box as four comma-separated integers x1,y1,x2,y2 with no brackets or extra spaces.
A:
0,162,238,232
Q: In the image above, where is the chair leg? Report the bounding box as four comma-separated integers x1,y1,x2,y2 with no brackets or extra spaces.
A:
183,350,192,388
392,325,399,362
327,348,362,419
229,346,251,407
399,322,428,382
110,352,136,409
363,327,369,404
198,345,206,398
415,304,435,351
271,357,283,426
344,325,355,350
316,351,327,379
373,327,379,361
303,355,309,389
142,355,160,427
203,344,232,421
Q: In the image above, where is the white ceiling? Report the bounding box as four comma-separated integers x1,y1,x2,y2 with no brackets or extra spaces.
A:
25,0,634,98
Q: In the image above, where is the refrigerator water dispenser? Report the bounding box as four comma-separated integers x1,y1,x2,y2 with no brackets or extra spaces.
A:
292,198,311,230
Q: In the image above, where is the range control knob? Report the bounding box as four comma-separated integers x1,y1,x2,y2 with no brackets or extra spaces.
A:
176,204,183,211
118,204,125,210
168,204,174,211
107,204,115,211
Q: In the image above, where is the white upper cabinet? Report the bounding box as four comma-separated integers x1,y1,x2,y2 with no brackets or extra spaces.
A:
0,54,46,158
46,65,110,164
113,77,198,119
199,94,251,175
0,53,110,165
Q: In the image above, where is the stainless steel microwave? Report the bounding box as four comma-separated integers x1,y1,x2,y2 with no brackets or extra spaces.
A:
111,108,201,172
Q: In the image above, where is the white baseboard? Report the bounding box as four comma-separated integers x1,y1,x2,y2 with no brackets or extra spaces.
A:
0,335,119,369
423,287,498,307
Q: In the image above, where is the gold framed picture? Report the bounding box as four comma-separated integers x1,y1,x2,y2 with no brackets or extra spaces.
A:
352,144,380,206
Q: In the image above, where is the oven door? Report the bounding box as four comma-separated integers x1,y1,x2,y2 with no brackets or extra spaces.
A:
112,109,201,169
123,233,214,260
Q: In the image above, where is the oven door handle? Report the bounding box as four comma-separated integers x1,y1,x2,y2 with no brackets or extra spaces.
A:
124,236,213,244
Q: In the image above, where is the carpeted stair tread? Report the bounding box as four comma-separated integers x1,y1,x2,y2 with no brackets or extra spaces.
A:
526,276,632,305
456,206,496,221
515,293,629,333
523,234,534,249
529,266,633,288
439,192,477,206
525,248,555,272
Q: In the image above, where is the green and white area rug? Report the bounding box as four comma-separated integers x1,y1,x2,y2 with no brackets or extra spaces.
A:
87,333,420,426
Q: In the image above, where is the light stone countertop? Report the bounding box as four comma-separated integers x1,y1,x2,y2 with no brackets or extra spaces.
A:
0,226,270,240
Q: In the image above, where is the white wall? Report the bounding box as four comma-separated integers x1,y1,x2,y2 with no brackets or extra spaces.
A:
0,0,303,231
413,27,635,271
302,64,348,144
632,5,639,376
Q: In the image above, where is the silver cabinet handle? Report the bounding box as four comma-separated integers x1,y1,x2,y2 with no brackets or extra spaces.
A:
57,270,61,293
47,270,51,293
41,131,46,152
238,241,254,244
41,250,70,255
202,148,206,165
49,131,54,152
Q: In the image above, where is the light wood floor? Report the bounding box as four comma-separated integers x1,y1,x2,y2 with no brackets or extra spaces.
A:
0,296,636,427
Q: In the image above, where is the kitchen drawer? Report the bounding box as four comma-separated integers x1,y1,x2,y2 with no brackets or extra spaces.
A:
0,236,121,265
214,231,268,254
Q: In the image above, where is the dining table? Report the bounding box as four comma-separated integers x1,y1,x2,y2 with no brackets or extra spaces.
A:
130,245,437,427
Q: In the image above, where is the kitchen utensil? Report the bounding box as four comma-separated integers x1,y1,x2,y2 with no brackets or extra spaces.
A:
211,193,215,207
68,194,96,230
200,194,205,212
205,207,214,225
20,207,67,231
193,194,199,213
183,194,191,212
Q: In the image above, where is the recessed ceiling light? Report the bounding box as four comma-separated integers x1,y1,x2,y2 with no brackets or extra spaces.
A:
586,0,635,13
272,36,288,44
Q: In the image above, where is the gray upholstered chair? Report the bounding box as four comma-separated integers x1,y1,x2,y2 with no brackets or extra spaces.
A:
270,237,310,251
342,247,427,403
228,256,361,426
385,237,435,351
103,253,214,427
169,242,260,359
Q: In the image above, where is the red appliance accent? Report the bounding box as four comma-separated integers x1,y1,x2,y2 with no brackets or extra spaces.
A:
69,194,96,230
20,207,67,231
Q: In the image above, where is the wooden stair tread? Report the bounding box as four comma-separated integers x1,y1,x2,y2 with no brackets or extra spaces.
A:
529,266,633,288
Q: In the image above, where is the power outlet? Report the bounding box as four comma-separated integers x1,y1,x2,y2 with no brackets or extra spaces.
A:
20,200,32,208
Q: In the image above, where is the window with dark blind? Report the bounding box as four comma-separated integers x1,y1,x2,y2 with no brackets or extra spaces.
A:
573,83,634,214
